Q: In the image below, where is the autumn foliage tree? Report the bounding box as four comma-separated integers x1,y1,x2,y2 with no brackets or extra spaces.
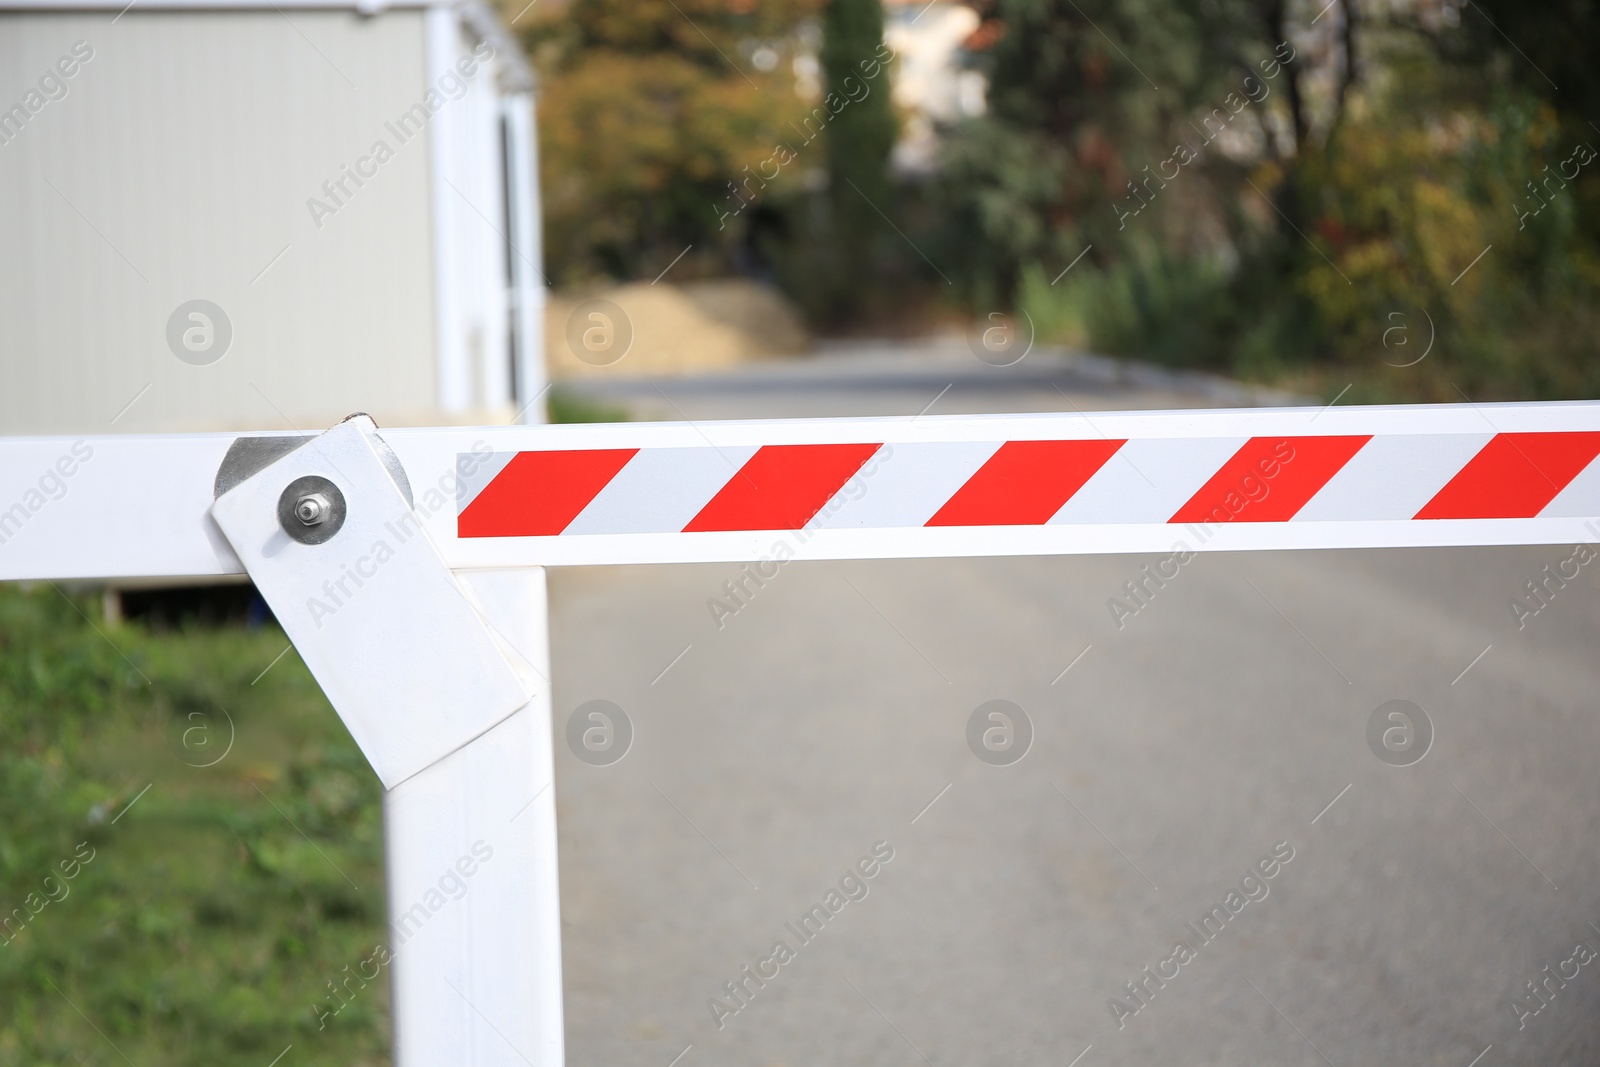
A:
523,0,825,284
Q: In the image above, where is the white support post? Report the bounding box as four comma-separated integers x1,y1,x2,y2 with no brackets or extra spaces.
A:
502,90,549,424
385,568,565,1067
205,418,567,1067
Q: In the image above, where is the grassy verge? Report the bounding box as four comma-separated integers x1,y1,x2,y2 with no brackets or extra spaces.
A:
548,387,630,424
0,585,390,1065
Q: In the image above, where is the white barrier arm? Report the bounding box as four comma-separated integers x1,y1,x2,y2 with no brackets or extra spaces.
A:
1,402,1599,583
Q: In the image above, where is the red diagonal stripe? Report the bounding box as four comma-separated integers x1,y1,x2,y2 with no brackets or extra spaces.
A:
1170,436,1371,524
683,444,883,532
457,449,638,537
1415,432,1600,519
925,439,1124,527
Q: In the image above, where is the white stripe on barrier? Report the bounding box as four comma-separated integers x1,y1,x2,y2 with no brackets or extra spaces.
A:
1291,433,1494,522
806,442,997,530
1050,437,1245,526
565,445,760,535
456,448,517,511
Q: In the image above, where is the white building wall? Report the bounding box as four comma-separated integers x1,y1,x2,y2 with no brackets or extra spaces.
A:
0,8,444,434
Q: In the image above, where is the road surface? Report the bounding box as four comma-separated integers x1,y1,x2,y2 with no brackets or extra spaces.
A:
549,343,1600,1067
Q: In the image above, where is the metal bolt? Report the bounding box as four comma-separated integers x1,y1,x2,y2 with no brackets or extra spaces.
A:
277,475,345,545
295,492,331,526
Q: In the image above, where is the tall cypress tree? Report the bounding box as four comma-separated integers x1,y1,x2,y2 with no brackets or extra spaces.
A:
820,0,897,319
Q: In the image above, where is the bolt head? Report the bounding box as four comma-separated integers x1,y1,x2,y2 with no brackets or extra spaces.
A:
277,475,345,545
295,492,331,526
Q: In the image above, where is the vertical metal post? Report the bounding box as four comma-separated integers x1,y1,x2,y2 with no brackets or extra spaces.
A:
384,568,565,1066
502,90,549,425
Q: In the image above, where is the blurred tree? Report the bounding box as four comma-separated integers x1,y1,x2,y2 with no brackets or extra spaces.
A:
820,0,895,197
524,0,824,284
935,0,1233,307
1427,0,1600,124
1422,0,1600,262
516,0,1600,398
815,0,898,318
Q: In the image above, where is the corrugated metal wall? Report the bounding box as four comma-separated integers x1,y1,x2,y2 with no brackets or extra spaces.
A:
0,9,442,434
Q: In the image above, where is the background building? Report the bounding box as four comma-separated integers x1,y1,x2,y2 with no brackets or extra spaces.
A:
0,0,546,435
882,0,987,174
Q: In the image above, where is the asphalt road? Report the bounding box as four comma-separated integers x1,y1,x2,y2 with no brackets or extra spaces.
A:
549,345,1600,1067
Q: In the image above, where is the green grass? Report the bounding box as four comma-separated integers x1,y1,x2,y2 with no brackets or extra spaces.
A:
0,584,390,1065
548,386,630,424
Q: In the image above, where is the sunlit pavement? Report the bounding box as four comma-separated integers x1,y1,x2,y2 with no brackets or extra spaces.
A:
554,337,1307,421
550,347,1600,1066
